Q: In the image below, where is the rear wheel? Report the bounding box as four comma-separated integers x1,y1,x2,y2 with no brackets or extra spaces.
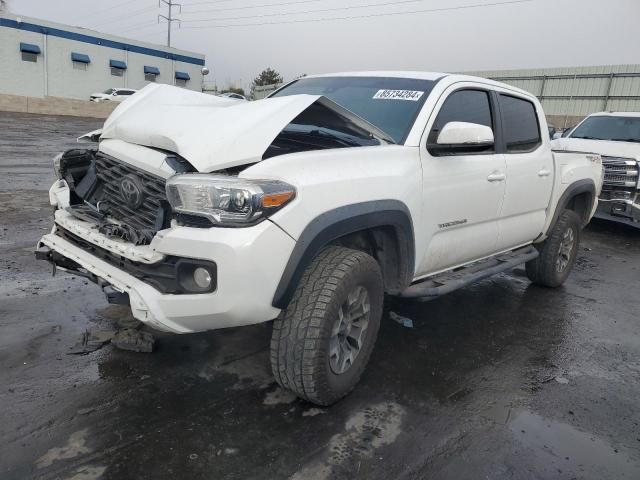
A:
270,246,383,405
526,209,581,287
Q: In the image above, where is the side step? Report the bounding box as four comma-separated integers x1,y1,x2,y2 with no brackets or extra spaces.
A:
400,246,539,298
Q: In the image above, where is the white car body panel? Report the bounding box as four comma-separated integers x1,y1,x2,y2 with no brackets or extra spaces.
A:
39,72,604,334
552,137,640,161
101,84,390,173
39,215,294,334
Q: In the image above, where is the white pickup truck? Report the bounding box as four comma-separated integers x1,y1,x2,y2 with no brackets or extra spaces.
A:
553,111,640,227
37,72,603,405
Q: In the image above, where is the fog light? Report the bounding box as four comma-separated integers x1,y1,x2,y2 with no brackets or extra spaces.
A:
176,260,217,293
193,267,212,289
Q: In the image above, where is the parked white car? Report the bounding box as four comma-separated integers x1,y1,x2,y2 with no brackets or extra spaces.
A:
219,92,248,101
553,112,640,227
89,88,137,103
38,72,603,405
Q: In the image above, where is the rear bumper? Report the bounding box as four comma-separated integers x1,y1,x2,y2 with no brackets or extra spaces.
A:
595,199,640,228
37,219,295,333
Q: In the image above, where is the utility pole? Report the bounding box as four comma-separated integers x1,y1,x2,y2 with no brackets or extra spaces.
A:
158,0,181,47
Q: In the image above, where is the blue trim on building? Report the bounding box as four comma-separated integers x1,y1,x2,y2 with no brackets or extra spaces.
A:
20,42,41,54
144,65,160,75
71,52,90,63
109,59,127,70
175,71,190,80
2,18,204,66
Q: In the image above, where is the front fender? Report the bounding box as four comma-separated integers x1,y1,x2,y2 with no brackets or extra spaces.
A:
271,200,414,309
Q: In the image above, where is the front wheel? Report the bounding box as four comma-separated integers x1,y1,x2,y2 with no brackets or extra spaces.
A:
526,209,581,287
270,246,384,406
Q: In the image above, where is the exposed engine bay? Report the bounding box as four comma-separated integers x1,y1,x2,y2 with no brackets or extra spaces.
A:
58,91,389,245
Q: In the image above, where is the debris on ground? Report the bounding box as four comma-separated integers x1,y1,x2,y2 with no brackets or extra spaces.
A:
389,312,414,328
555,376,569,384
68,330,116,355
302,408,327,417
68,328,155,354
111,329,155,353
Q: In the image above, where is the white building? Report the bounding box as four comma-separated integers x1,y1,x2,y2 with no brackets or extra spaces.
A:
0,13,205,100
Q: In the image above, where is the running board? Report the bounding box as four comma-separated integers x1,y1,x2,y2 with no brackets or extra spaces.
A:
401,246,539,298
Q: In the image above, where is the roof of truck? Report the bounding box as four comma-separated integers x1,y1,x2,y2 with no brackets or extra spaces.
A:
305,71,533,97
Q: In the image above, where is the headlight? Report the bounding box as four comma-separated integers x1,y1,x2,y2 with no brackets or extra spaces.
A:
52,152,64,179
166,174,295,226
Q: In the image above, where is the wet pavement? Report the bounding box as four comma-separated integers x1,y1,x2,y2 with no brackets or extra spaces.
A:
1,111,640,479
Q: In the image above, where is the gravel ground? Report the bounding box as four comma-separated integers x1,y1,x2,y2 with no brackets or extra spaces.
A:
1,111,639,480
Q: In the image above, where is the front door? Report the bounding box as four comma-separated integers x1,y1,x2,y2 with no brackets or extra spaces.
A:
416,86,506,277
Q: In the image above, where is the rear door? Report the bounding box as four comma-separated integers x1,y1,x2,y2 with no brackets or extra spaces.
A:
495,93,552,249
416,85,506,276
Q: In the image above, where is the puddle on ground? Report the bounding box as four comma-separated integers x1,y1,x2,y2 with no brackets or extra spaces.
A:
509,410,640,478
65,465,106,480
36,429,91,469
291,402,405,479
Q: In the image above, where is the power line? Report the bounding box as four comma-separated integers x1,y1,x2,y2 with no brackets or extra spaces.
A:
181,0,325,15
180,0,533,29
184,0,263,5
67,0,139,23
83,6,158,31
181,0,455,23
112,21,165,35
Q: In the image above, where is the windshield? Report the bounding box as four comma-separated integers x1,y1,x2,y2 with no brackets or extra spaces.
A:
102,88,115,94
569,116,640,143
270,76,436,143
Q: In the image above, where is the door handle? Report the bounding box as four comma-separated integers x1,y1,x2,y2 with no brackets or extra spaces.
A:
487,172,506,182
538,168,551,177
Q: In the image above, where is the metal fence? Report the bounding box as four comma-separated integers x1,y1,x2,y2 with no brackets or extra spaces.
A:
466,65,640,126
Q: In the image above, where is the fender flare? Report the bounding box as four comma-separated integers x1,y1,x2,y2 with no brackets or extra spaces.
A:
547,179,597,233
272,200,415,309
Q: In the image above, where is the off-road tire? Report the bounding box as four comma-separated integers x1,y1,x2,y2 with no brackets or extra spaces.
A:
526,209,581,287
270,246,384,406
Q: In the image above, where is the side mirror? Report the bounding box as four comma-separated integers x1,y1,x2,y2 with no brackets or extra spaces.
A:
430,122,494,154
437,121,494,145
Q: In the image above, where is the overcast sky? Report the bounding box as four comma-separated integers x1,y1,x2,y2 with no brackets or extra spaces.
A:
4,0,639,91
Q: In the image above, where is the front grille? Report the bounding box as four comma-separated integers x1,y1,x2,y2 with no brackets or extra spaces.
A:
601,156,639,188
600,189,632,201
94,153,170,238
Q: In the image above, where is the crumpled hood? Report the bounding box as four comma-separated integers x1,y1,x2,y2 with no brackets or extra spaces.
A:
552,137,640,161
100,84,370,172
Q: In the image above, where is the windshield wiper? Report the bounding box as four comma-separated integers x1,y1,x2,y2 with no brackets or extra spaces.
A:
610,138,640,143
571,135,602,140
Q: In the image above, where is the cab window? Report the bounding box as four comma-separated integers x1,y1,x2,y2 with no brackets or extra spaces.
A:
499,94,541,152
427,89,494,152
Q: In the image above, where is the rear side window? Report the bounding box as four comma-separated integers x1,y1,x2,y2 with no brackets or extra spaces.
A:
428,89,493,145
499,94,541,152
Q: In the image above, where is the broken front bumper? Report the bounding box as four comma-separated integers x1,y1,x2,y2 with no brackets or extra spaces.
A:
36,217,295,334
595,198,640,228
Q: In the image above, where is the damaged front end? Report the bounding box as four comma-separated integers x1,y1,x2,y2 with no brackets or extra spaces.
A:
50,148,189,246
34,84,394,332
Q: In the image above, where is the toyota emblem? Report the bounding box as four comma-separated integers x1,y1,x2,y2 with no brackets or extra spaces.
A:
119,175,144,209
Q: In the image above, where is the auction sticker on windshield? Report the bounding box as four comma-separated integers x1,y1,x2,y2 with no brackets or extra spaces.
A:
373,89,424,101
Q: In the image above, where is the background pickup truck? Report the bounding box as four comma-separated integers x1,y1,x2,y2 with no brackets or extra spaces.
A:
553,111,640,228
37,72,603,405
